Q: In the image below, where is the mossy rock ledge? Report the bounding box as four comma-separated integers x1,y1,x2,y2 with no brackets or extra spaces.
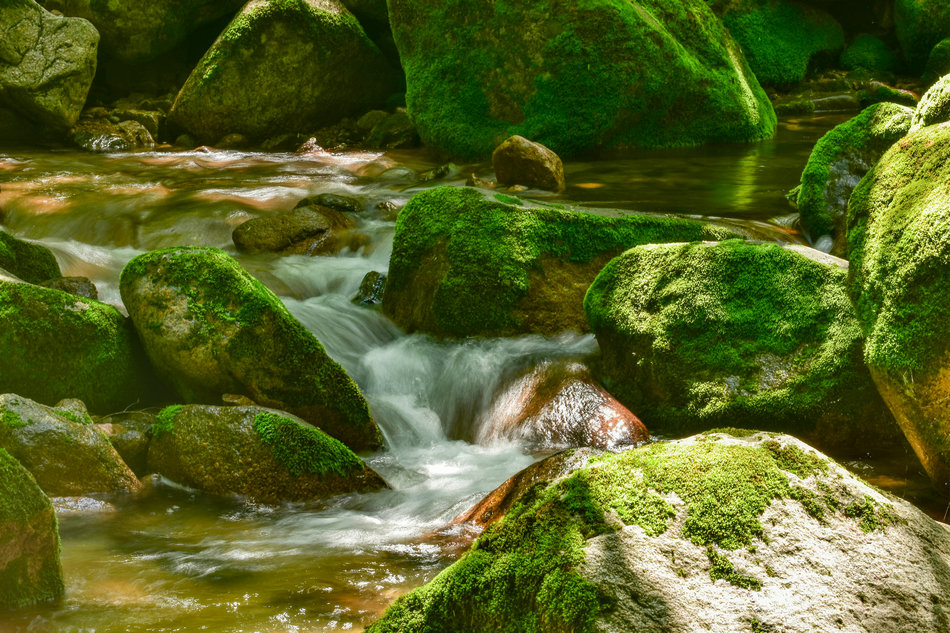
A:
168,0,397,143
148,405,386,503
382,186,739,338
368,431,950,633
847,122,950,491
387,0,776,160
119,247,382,452
0,394,141,496
0,448,64,609
796,102,914,256
583,240,898,456
0,280,153,413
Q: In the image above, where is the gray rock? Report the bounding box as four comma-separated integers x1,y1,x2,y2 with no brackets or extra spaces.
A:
0,0,98,131
39,275,98,300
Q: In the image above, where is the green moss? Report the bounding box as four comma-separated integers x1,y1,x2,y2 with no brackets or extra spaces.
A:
707,548,762,590
910,74,950,131
924,38,950,84
1,409,25,429
252,412,363,477
722,0,844,87
763,440,827,478
895,0,950,71
55,409,92,426
844,495,902,533
797,102,913,240
385,186,737,337
390,0,775,159
153,405,182,438
856,85,919,109
703,427,761,437
493,193,523,206
840,34,900,74
584,240,882,439
0,231,61,285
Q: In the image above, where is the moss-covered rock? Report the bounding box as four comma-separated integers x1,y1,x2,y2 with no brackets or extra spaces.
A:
0,231,60,284
0,0,98,132
840,34,901,74
120,247,382,452
910,73,950,132
924,38,950,85
796,102,913,254
383,187,739,338
369,431,949,632
847,122,950,490
147,405,385,503
168,0,398,143
895,0,950,71
0,448,63,608
0,280,152,413
42,0,244,64
387,0,775,160
716,0,845,87
0,394,141,496
584,240,897,455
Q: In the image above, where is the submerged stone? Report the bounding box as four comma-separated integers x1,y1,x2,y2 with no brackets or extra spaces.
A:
148,405,386,503
369,432,949,632
796,102,914,255
0,448,64,609
383,186,738,338
387,0,775,159
847,122,950,492
120,247,382,452
584,241,898,456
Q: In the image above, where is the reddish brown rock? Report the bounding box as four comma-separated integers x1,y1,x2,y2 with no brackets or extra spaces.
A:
478,361,648,450
491,135,566,192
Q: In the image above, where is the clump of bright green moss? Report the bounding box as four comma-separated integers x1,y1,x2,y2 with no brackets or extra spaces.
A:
1,409,25,429
153,405,183,438
389,0,775,159
384,186,737,337
584,241,893,452
910,73,950,132
252,411,363,478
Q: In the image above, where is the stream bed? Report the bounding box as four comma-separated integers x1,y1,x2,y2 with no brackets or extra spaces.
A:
0,114,943,632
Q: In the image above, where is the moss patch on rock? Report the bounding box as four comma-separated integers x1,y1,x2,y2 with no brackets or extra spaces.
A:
252,411,363,478
383,186,738,338
840,34,900,74
388,0,775,159
910,73,950,132
0,231,60,284
584,240,895,455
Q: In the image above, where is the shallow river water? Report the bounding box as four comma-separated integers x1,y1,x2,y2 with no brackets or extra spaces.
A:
0,114,942,632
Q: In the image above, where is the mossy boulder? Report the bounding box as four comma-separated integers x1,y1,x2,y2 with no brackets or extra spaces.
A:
0,448,63,608
119,247,382,452
584,241,897,456
840,34,901,74
42,0,244,64
168,0,397,144
148,405,385,503
383,187,739,338
0,280,152,413
369,431,950,632
910,73,950,132
0,394,142,496
717,0,845,87
387,0,776,160
847,122,950,491
796,102,914,255
895,0,950,71
924,38,950,85
0,231,60,284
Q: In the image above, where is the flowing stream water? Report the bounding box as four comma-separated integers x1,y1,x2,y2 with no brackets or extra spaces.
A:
0,114,942,632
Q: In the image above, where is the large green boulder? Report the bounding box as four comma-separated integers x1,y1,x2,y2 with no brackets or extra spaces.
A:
0,394,141,496
847,123,950,491
120,247,382,452
0,281,152,413
910,73,950,132
840,34,901,74
796,102,914,255
168,0,397,144
895,0,950,71
42,0,244,64
383,187,738,338
369,431,950,632
0,0,98,132
148,405,386,503
0,231,61,284
924,38,950,85
713,0,845,87
386,0,776,160
584,240,896,455
0,448,63,609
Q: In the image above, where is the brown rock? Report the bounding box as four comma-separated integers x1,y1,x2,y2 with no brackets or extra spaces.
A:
478,361,649,451
39,276,98,300
232,204,366,256
492,135,566,192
